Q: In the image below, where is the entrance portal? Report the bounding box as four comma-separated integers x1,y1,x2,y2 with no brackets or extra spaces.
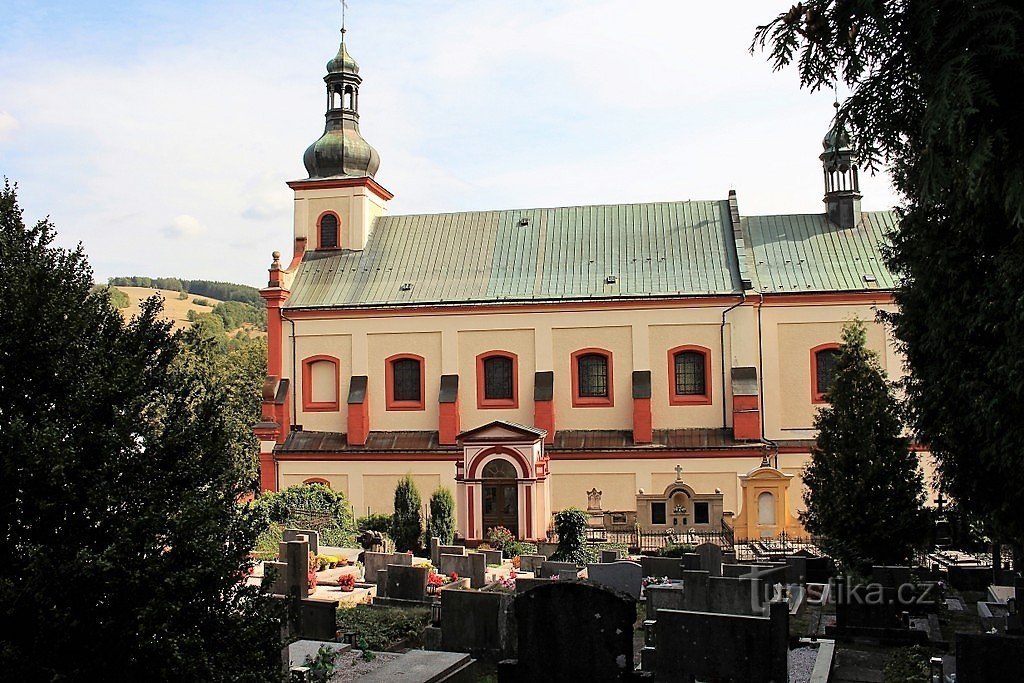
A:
481,459,519,538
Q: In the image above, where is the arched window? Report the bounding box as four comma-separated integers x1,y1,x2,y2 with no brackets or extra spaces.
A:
571,348,613,407
301,355,339,412
481,459,517,480
343,84,354,109
303,478,331,488
668,346,712,405
386,354,425,410
811,344,841,403
319,213,339,249
757,491,776,525
476,351,518,408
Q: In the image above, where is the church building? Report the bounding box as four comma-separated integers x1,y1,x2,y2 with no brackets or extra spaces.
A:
255,30,913,542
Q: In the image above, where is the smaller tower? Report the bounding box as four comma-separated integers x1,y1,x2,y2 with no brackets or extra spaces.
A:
820,109,861,229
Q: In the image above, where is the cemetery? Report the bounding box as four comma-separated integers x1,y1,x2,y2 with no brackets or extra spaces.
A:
251,506,1024,682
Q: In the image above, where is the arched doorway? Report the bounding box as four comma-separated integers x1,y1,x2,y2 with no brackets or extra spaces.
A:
481,459,519,538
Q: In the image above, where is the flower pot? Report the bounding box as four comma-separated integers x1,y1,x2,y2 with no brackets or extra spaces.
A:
340,585,354,592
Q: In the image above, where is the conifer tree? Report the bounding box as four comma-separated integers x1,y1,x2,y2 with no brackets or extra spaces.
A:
427,487,456,545
391,474,422,552
0,181,281,679
801,320,927,570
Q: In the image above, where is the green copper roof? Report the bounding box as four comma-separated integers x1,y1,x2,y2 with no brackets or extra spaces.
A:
744,211,896,293
286,200,744,308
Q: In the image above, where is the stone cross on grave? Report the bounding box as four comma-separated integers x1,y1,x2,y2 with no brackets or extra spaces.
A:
674,464,683,481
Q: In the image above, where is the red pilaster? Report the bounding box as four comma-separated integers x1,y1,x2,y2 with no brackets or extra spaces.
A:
348,401,369,446
259,451,277,492
439,396,461,445
632,397,653,444
534,400,555,445
732,394,762,440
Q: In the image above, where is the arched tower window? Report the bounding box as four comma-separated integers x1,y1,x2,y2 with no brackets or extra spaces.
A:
572,348,613,407
668,345,712,405
811,344,841,403
343,84,355,110
319,213,339,249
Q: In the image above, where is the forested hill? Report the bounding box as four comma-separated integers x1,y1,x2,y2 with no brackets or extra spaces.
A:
108,276,261,306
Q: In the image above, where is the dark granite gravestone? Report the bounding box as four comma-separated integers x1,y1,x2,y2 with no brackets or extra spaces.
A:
641,556,683,580
785,555,807,584
539,560,578,578
643,601,788,682
514,577,554,594
695,543,723,577
386,564,430,602
518,554,546,574
681,553,702,571
498,581,636,681
872,565,912,589
600,549,621,563
482,549,502,566
439,552,487,588
956,633,1024,682
587,561,643,599
440,588,515,658
364,551,412,580
708,576,764,615
283,528,319,555
948,566,992,592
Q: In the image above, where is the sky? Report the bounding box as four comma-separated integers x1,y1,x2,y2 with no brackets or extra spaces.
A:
0,0,899,287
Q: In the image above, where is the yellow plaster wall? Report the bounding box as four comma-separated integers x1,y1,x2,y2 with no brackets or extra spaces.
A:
457,328,535,427
549,472,637,512
648,323,725,428
367,331,443,430
552,325,633,429
279,468,350,495
294,334,352,432
363,473,442,516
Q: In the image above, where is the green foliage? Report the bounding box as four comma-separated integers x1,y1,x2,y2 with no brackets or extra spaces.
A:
801,321,928,570
658,543,695,558
192,297,210,306
391,475,423,552
357,513,393,534
753,0,1024,551
305,644,344,682
212,300,267,331
486,525,514,552
177,289,189,300
335,605,430,651
254,522,284,561
550,507,589,564
92,284,130,308
256,483,356,547
0,180,282,678
427,487,456,545
109,276,262,306
883,646,932,683
504,540,538,558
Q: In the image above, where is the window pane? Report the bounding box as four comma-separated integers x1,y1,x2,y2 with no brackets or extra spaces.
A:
674,351,705,396
694,502,710,525
392,358,421,402
578,354,608,398
816,348,840,396
320,214,338,248
482,459,517,479
651,502,667,525
483,356,513,400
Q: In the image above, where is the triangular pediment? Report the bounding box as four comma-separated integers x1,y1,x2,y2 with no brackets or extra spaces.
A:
457,420,546,443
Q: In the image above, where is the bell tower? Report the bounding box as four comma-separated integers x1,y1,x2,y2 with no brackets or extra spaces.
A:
287,27,391,255
820,106,861,229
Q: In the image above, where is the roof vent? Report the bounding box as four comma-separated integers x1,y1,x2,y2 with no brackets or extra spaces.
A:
606,275,617,284
518,218,529,227
862,274,878,289
399,282,413,292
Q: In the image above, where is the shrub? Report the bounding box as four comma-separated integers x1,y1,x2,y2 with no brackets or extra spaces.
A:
391,475,422,552
255,484,356,547
357,513,392,534
883,646,931,683
550,507,589,564
504,540,538,559
426,487,456,545
486,526,514,553
192,297,210,306
335,606,430,651
658,542,695,558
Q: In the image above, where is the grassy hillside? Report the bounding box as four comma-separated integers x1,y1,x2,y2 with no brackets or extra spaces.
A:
118,287,222,332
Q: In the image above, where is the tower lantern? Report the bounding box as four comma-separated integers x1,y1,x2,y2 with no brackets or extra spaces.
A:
820,109,861,229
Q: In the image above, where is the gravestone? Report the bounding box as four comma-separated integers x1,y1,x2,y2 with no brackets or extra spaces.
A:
440,588,515,658
696,543,723,577
805,556,834,583
280,539,310,600
600,549,621,563
681,553,702,571
948,566,992,592
376,568,389,598
641,556,683,580
708,576,764,615
956,633,1024,682
536,542,559,558
518,554,546,575
645,601,788,682
786,555,808,584
482,549,502,566
284,528,319,555
872,565,912,589
364,551,412,581
539,561,578,578
498,581,636,681
264,560,288,595
515,577,554,594
724,563,769,579
646,583,687,614
558,569,581,581
587,561,643,599
439,552,486,588
387,564,430,602
429,536,440,566
722,550,737,565
680,569,711,611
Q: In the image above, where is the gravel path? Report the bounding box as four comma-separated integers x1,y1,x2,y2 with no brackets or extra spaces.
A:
789,647,818,683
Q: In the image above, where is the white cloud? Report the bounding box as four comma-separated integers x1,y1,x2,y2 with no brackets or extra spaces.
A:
0,111,18,143
163,215,207,240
